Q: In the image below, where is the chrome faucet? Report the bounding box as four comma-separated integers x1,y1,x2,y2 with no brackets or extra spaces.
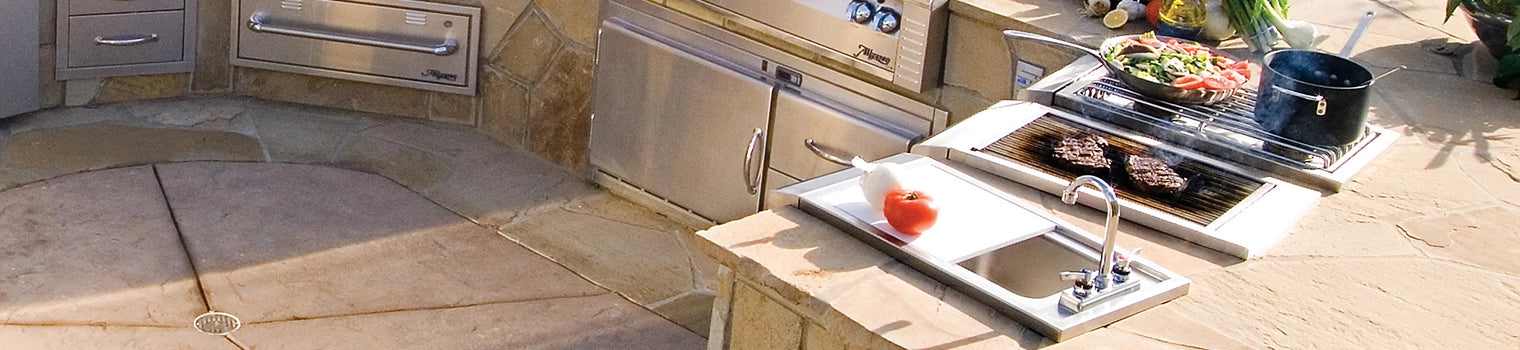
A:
1062,175,1121,291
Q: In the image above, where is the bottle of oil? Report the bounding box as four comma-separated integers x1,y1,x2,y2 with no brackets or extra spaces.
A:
1157,0,1206,40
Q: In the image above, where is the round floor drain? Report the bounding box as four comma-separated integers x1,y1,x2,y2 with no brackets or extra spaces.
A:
193,311,241,336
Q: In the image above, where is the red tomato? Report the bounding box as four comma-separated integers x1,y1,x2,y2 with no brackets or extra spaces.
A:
1146,0,1162,27
1221,69,1248,86
1203,74,1235,90
883,188,939,236
1172,74,1206,90
1229,60,1250,71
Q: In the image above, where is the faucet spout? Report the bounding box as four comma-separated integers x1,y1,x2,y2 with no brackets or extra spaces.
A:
1062,175,1122,290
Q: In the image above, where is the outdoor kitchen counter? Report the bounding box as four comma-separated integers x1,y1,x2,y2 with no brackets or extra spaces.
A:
695,0,1520,348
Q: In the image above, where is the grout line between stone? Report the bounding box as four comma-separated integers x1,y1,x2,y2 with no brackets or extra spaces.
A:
241,292,615,327
152,164,216,314
0,322,185,329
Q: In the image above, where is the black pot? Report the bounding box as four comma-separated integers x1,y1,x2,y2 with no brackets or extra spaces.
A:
1253,50,1374,148
1462,0,1515,59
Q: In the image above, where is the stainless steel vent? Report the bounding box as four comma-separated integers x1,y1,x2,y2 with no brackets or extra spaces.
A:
232,0,480,95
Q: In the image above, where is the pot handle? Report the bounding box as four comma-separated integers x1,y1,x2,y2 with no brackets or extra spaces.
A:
1271,85,1328,116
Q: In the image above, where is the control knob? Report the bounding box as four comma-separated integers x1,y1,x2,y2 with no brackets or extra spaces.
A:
874,8,901,34
847,1,876,24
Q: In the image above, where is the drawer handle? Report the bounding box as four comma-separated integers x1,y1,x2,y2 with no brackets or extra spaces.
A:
804,139,854,166
94,34,159,46
247,12,459,56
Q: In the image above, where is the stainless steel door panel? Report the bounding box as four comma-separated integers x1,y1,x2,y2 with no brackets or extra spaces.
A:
235,0,475,91
590,22,774,223
1,0,39,118
770,90,916,180
67,11,185,68
69,0,184,16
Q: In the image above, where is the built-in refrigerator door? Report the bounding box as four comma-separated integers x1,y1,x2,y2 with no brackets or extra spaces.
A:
1,0,40,118
590,21,774,223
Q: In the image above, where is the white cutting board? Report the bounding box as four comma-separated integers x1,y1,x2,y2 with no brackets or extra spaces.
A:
809,158,1057,263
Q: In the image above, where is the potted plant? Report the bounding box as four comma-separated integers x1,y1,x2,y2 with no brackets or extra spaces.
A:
1447,0,1520,97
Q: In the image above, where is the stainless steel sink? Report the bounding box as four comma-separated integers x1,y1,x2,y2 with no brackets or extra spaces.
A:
777,153,1190,342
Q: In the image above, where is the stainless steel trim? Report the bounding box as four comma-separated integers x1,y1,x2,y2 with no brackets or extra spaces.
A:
247,13,458,56
744,128,765,195
804,139,854,166
93,33,158,45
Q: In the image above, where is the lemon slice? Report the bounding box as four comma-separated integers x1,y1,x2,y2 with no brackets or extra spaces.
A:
1102,9,1128,29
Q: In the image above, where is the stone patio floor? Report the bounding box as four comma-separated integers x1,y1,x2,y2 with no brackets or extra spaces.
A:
0,97,715,348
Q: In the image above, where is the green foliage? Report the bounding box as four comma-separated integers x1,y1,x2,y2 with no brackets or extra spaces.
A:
1447,0,1520,96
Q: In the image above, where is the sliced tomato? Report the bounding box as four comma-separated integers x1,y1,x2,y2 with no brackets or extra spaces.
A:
1139,37,1164,47
1230,67,1252,81
1221,69,1249,86
1214,56,1236,68
1172,74,1206,90
1202,74,1236,90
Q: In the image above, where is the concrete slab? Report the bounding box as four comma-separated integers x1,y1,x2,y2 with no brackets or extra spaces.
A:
0,325,238,349
156,162,606,323
3,124,261,172
232,293,704,349
0,166,205,326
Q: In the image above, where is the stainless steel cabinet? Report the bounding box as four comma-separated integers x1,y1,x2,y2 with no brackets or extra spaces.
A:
56,0,196,79
590,22,775,223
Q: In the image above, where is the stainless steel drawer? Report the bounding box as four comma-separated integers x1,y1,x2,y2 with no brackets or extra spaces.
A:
66,11,184,68
232,0,480,95
769,89,920,181
69,0,185,16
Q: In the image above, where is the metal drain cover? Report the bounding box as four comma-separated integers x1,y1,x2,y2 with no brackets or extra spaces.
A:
193,311,241,336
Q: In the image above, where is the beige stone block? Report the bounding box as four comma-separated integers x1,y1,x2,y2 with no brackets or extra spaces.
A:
528,46,594,171
652,290,718,337
63,78,103,106
491,8,563,83
937,85,996,127
428,91,477,125
944,14,1013,101
235,68,430,119
246,104,374,164
193,0,233,93
496,192,698,305
3,124,260,172
479,70,531,147
802,322,849,350
38,43,63,109
0,326,239,350
475,0,531,56
93,74,191,104
729,282,803,350
534,0,599,47
1398,206,1520,275
696,208,896,312
331,136,449,190
822,263,1028,349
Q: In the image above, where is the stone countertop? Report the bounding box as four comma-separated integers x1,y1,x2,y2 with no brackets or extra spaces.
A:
697,0,1520,348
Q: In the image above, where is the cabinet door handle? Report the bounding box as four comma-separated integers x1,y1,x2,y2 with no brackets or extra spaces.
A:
804,139,853,166
247,12,459,56
743,128,765,195
94,34,159,46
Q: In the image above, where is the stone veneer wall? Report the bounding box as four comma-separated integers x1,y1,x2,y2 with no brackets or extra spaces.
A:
35,0,602,172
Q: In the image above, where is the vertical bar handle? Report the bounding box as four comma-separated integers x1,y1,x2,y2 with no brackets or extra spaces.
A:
743,128,764,195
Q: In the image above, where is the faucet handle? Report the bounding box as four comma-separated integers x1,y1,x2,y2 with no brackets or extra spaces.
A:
1111,247,1141,284
1061,269,1097,298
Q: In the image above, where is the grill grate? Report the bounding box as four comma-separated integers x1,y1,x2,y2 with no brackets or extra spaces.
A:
975,115,1266,226
1069,77,1361,170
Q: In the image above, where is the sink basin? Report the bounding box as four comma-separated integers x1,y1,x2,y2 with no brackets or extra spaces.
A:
777,153,1190,342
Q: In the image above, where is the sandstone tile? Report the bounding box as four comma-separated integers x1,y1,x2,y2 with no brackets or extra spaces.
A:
123,97,256,135
3,124,261,172
156,162,607,323
534,0,599,46
234,68,430,119
64,78,104,106
0,326,237,349
497,192,696,305
193,0,233,92
1451,138,1520,207
479,70,531,147
1047,328,1198,350
824,262,1031,349
528,47,594,171
0,165,65,191
247,105,369,163
331,136,449,190
477,0,532,58
696,208,897,309
944,15,1013,101
93,74,190,104
490,9,563,83
232,294,704,349
1106,301,1254,350
1176,258,1520,348
421,146,598,227
1368,68,1520,138
353,119,505,161
1398,205,1520,275
651,290,717,336
427,91,477,125
729,282,803,350
3,103,125,135
803,321,850,350
0,166,205,326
